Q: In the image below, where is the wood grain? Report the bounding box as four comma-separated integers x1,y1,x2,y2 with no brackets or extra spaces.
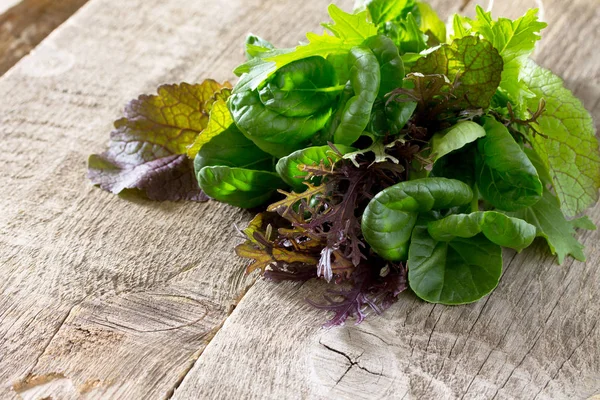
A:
172,0,600,399
0,0,347,398
0,0,89,76
0,0,598,399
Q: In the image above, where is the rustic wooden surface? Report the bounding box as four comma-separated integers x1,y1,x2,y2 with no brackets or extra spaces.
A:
0,0,88,76
0,0,598,399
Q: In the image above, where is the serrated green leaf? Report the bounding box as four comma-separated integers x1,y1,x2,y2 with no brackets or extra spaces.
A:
476,117,542,211
233,4,377,93
365,0,415,25
408,217,502,305
427,211,536,251
463,6,547,106
413,36,503,108
431,121,486,163
521,59,600,216
415,1,446,43
362,178,473,261
506,190,590,264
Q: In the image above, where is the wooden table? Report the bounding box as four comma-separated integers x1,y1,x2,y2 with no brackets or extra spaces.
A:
1,0,598,398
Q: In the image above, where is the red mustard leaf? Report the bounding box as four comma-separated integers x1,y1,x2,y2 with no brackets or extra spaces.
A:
88,80,230,201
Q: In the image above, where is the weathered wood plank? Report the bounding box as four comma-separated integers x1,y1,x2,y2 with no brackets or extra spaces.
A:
0,0,350,398
172,0,600,399
0,0,88,76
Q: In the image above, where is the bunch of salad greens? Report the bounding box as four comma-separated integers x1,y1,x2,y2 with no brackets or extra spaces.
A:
89,0,599,326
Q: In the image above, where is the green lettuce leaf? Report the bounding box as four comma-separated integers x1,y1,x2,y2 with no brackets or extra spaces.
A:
521,59,600,216
233,4,377,93
415,1,446,44
408,216,503,305
430,121,486,163
365,0,415,25
88,80,230,201
413,36,503,108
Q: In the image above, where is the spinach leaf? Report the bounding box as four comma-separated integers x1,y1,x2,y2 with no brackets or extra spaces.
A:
408,216,502,304
193,124,274,173
258,56,339,117
333,45,381,145
430,144,477,186
197,166,286,209
363,35,405,99
276,144,355,190
427,211,536,251
362,177,473,260
430,121,486,163
229,57,338,158
476,117,542,210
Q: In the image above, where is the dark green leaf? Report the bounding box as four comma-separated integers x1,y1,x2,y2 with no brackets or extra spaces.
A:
362,177,473,260
476,117,542,211
333,45,381,145
427,211,536,251
408,217,502,304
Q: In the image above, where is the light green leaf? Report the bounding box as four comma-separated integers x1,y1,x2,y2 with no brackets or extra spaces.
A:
187,99,233,158
276,144,354,190
521,59,600,216
465,6,547,105
233,4,377,93
427,211,536,251
416,1,446,43
365,0,415,25
197,166,286,209
431,121,486,163
408,216,502,304
476,117,542,211
413,36,503,108
193,124,273,173
362,177,473,261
